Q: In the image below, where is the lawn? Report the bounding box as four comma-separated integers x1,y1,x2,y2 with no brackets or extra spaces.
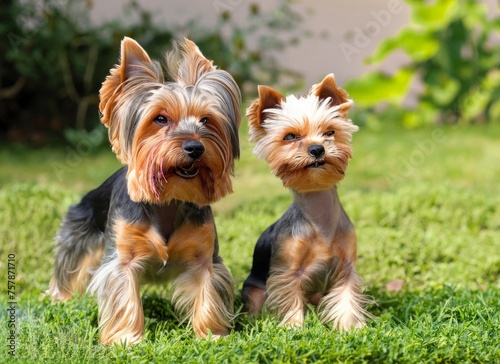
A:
0,121,499,363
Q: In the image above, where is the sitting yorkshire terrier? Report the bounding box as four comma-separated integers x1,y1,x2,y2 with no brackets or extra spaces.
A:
48,37,241,345
241,74,371,330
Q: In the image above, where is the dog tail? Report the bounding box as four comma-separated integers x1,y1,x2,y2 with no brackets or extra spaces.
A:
48,169,121,301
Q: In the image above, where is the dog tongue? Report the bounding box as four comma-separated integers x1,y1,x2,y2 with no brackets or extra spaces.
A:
176,161,200,178
183,163,197,174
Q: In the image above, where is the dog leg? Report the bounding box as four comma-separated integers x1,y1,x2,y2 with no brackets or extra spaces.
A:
172,258,234,338
266,267,306,326
241,285,267,315
88,254,144,345
241,223,273,315
317,261,371,330
169,223,234,338
265,234,331,327
88,219,168,345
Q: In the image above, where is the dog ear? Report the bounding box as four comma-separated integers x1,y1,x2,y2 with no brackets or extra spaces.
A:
168,38,216,86
247,85,284,138
309,74,351,117
118,37,156,82
99,37,156,128
99,37,159,162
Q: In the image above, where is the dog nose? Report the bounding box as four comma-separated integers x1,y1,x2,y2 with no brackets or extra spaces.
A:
308,144,325,158
182,140,205,159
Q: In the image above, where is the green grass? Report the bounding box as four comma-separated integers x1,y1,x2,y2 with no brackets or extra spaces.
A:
1,123,499,363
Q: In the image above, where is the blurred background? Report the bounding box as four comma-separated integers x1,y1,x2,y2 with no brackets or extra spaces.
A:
1,0,499,145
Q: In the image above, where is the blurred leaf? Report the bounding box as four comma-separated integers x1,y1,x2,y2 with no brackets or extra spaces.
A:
402,112,420,128
345,69,414,107
460,88,490,122
427,76,460,106
488,99,500,122
460,69,500,122
460,0,489,30
403,102,439,128
490,18,500,33
367,28,440,64
353,0,500,125
482,69,500,93
410,0,459,30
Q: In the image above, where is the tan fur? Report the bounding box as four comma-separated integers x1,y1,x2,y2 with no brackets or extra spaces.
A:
114,219,169,267
245,287,267,315
247,85,285,142
247,74,357,193
88,220,167,345
125,93,234,205
265,213,371,329
317,262,371,330
309,74,350,114
91,257,144,345
331,230,357,263
88,216,235,345
168,39,216,86
48,246,104,301
168,223,234,337
99,37,162,163
245,74,372,330
99,37,240,205
71,247,105,294
53,37,241,345
266,232,332,326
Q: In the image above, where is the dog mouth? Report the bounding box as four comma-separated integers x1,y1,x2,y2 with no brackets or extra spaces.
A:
307,160,326,168
175,161,200,179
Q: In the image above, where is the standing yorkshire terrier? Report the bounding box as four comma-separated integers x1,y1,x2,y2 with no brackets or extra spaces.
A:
241,74,371,330
49,37,241,345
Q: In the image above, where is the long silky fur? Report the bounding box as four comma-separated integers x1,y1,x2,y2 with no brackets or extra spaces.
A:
242,73,372,331
87,253,144,345
317,262,374,330
172,261,234,337
50,37,241,346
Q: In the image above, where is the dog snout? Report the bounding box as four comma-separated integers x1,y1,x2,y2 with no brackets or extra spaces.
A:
308,144,325,158
182,140,205,159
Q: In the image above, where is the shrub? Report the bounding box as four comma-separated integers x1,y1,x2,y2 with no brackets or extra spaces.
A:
0,0,304,143
344,0,500,127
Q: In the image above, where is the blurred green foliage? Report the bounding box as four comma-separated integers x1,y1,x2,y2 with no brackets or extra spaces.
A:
0,0,304,143
345,0,500,127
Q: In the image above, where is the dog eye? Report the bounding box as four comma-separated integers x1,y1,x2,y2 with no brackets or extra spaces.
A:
324,130,335,137
200,117,209,125
284,133,299,141
154,115,172,126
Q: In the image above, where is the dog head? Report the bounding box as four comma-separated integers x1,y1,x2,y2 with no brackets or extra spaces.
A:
99,37,241,205
247,74,358,192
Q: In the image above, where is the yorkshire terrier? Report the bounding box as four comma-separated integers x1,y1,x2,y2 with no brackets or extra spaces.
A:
49,37,241,345
241,74,371,330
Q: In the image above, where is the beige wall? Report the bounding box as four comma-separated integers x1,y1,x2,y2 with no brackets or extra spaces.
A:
90,0,498,92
